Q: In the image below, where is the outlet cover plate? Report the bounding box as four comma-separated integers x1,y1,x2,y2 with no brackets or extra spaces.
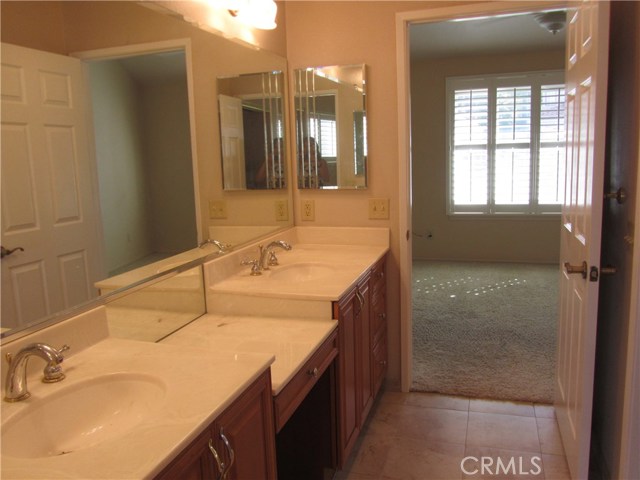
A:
302,199,315,221
275,199,289,221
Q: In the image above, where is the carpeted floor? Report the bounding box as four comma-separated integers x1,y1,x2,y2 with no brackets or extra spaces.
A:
412,260,559,403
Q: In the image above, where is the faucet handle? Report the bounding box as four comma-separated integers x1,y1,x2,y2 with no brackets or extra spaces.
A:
241,259,262,276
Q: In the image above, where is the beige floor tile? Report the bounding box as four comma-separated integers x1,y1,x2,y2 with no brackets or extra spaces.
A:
342,430,394,477
405,392,470,412
368,403,469,445
534,404,556,419
462,446,544,479
536,417,565,456
467,412,540,453
381,436,465,480
470,399,535,417
334,471,381,480
541,454,571,480
378,390,409,406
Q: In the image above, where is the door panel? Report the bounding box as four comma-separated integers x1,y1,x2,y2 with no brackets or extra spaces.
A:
555,2,610,479
1,43,103,330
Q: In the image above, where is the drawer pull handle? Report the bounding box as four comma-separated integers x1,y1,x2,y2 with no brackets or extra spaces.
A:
308,367,319,377
219,427,235,480
208,439,225,478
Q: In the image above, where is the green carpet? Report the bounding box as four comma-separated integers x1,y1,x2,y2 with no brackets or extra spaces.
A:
412,260,558,403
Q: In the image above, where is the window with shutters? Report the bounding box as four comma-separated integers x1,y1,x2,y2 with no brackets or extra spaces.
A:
446,71,565,215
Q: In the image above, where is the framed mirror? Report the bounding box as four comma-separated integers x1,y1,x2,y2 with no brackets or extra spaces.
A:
294,64,367,189
218,71,286,190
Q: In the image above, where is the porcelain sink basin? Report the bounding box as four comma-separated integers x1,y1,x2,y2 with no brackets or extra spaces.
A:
1,372,166,459
269,262,336,282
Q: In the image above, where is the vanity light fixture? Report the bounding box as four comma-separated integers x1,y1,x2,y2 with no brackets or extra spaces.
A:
228,0,277,30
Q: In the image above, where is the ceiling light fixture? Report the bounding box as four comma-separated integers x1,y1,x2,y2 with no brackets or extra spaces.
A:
228,0,277,30
534,10,566,35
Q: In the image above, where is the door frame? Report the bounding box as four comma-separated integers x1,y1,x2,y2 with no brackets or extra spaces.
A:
395,0,566,393
71,38,203,244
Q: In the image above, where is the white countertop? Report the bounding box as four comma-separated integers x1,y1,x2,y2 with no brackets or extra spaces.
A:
0,338,274,479
162,314,338,395
210,244,387,301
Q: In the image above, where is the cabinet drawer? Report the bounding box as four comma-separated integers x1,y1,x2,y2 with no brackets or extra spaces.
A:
371,293,386,345
372,334,387,396
274,330,338,432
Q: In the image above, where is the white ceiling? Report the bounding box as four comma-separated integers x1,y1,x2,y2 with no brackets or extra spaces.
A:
410,11,566,60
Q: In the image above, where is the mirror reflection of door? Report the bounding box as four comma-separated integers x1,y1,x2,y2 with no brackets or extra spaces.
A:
1,44,103,330
219,94,247,190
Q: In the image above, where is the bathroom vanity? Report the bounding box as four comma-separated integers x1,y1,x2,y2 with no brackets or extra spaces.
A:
0,227,389,479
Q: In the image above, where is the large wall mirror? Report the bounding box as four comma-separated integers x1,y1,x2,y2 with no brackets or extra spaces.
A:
294,64,367,189
0,1,292,340
218,71,286,190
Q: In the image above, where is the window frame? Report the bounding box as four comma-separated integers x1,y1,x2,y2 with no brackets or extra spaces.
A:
445,70,565,216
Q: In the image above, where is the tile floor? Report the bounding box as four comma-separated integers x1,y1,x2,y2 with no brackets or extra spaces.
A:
335,390,571,480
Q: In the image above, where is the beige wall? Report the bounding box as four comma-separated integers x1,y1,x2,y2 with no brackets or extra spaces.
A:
411,50,564,263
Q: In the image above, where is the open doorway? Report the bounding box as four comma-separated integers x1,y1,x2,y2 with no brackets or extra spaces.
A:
408,11,565,403
85,48,198,277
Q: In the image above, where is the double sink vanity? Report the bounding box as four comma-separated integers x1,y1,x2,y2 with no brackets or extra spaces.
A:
0,226,389,479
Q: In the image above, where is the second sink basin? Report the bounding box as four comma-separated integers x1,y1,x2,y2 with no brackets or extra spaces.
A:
268,262,336,282
1,372,166,459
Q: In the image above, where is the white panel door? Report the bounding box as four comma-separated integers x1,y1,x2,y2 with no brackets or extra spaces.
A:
218,94,246,190
555,2,610,479
1,43,103,330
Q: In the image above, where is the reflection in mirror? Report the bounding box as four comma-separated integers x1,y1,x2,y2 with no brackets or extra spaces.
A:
218,71,286,190
0,0,292,341
106,266,206,343
294,64,367,189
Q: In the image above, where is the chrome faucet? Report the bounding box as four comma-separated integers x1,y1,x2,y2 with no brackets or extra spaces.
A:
4,343,70,402
241,241,292,275
259,241,292,270
199,239,233,253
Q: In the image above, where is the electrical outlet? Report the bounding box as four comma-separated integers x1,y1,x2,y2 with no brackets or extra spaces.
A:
301,199,315,221
275,199,288,221
209,200,227,219
369,198,389,219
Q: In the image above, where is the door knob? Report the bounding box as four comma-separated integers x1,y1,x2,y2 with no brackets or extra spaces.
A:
564,261,588,279
604,187,627,204
1,246,24,259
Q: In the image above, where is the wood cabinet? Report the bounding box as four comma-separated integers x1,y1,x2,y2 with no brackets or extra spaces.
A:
156,369,277,480
333,254,387,468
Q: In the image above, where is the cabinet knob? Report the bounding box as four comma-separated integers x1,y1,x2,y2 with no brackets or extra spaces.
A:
308,367,319,378
378,313,386,320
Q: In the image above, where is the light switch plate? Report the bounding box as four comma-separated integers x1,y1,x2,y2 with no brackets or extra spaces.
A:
369,198,389,219
209,200,227,219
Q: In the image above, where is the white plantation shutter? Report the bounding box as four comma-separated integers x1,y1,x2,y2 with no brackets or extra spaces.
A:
495,86,532,204
452,88,488,205
538,84,566,205
446,71,564,215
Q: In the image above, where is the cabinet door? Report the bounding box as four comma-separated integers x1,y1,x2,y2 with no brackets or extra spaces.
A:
335,287,359,468
154,428,216,480
213,371,277,480
356,279,373,426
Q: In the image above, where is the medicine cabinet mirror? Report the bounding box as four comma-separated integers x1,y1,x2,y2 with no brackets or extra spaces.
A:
294,64,367,189
218,71,287,190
